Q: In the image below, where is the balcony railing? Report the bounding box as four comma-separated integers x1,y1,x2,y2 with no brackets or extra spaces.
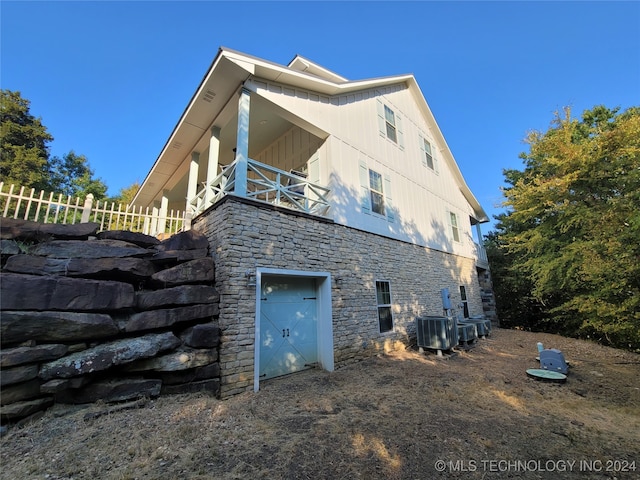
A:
189,158,331,218
474,241,489,268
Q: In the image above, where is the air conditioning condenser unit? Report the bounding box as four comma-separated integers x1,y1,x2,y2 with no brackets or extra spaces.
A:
458,316,492,337
416,316,457,352
457,322,477,345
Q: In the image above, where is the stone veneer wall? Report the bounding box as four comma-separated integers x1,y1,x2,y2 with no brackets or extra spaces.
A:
477,269,499,326
0,219,220,429
193,196,486,398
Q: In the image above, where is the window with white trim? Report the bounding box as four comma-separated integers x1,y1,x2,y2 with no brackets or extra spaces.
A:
376,280,393,333
419,133,438,172
359,161,395,222
459,285,469,318
369,170,385,216
384,105,397,143
377,100,404,148
449,211,461,242
423,138,434,170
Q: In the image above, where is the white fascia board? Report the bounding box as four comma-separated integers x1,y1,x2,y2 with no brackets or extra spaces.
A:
287,54,349,83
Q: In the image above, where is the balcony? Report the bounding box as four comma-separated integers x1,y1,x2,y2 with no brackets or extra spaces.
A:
189,158,331,218
474,241,489,269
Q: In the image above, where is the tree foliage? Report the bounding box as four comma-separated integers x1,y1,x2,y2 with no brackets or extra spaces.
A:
0,90,53,190
489,105,640,351
110,181,140,205
1,90,107,200
49,151,108,199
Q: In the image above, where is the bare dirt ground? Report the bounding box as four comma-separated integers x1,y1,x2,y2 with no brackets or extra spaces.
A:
1,328,639,480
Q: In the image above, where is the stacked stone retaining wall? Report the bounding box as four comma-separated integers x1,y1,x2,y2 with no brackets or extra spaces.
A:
0,219,220,429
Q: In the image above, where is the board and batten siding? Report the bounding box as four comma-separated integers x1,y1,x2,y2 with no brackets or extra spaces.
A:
249,77,480,261
252,125,323,175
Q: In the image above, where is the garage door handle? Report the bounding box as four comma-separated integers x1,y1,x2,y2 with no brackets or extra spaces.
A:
282,329,290,337
303,297,316,300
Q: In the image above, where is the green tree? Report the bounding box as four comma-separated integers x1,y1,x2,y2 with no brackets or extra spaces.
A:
0,90,53,190
49,151,108,199
110,181,140,205
484,227,550,332
492,105,640,351
1,90,109,200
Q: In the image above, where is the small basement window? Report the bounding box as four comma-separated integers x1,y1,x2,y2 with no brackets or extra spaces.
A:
459,285,469,318
376,280,393,333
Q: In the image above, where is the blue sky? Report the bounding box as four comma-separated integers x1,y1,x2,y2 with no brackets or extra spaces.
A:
2,1,639,232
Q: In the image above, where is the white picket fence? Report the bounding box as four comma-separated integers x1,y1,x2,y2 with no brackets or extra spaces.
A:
0,182,188,237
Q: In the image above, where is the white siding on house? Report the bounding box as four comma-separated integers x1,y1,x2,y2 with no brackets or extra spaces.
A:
253,126,323,174
249,77,478,261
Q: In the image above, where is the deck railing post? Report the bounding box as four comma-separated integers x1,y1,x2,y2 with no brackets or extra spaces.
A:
206,126,221,207
150,204,160,236
157,192,169,235
81,193,94,223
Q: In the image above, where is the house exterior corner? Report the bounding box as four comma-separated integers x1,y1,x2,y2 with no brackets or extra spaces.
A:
135,48,496,397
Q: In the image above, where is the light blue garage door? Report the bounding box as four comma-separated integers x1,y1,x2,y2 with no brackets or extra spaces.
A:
259,276,318,380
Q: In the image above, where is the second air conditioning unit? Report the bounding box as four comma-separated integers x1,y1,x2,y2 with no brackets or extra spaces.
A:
458,316,492,337
457,322,477,344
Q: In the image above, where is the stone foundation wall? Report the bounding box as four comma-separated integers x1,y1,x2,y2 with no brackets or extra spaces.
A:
477,268,499,326
0,219,220,429
194,197,487,397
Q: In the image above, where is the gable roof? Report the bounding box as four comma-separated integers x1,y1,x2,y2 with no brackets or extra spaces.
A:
287,54,348,83
134,47,487,222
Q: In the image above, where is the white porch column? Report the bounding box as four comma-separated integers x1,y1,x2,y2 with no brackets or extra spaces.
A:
234,87,251,197
186,151,200,212
157,190,169,235
150,203,160,236
206,126,221,206
475,223,483,242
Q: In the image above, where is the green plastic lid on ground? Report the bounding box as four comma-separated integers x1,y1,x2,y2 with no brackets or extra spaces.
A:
526,368,567,382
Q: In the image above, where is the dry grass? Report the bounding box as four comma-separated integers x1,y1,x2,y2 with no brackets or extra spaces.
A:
1,328,639,479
